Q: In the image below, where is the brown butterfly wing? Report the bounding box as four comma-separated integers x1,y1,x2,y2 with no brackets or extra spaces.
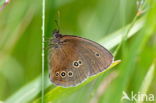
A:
61,35,114,76
49,37,89,87
79,40,113,76
49,35,113,87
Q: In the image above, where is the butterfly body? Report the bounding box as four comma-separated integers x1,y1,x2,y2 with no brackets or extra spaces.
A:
48,31,114,87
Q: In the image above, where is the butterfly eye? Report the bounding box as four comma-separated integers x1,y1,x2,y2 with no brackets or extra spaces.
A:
60,71,66,78
68,71,73,77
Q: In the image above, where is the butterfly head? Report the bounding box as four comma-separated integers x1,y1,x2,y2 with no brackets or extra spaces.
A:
52,30,65,48
53,29,62,39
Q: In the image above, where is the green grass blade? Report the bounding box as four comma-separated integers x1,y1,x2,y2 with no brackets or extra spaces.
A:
5,77,42,103
99,17,144,50
137,62,155,103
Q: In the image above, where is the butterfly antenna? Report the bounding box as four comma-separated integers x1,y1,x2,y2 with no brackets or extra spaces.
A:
53,10,63,38
54,10,61,31
54,20,60,31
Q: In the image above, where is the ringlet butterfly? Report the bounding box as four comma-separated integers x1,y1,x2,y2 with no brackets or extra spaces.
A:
48,30,114,87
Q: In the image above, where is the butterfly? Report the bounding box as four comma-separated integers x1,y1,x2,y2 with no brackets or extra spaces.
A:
48,30,114,87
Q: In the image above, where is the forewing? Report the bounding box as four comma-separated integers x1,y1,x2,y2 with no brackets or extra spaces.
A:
49,38,89,87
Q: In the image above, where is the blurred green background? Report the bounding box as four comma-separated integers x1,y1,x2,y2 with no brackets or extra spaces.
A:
0,0,156,103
